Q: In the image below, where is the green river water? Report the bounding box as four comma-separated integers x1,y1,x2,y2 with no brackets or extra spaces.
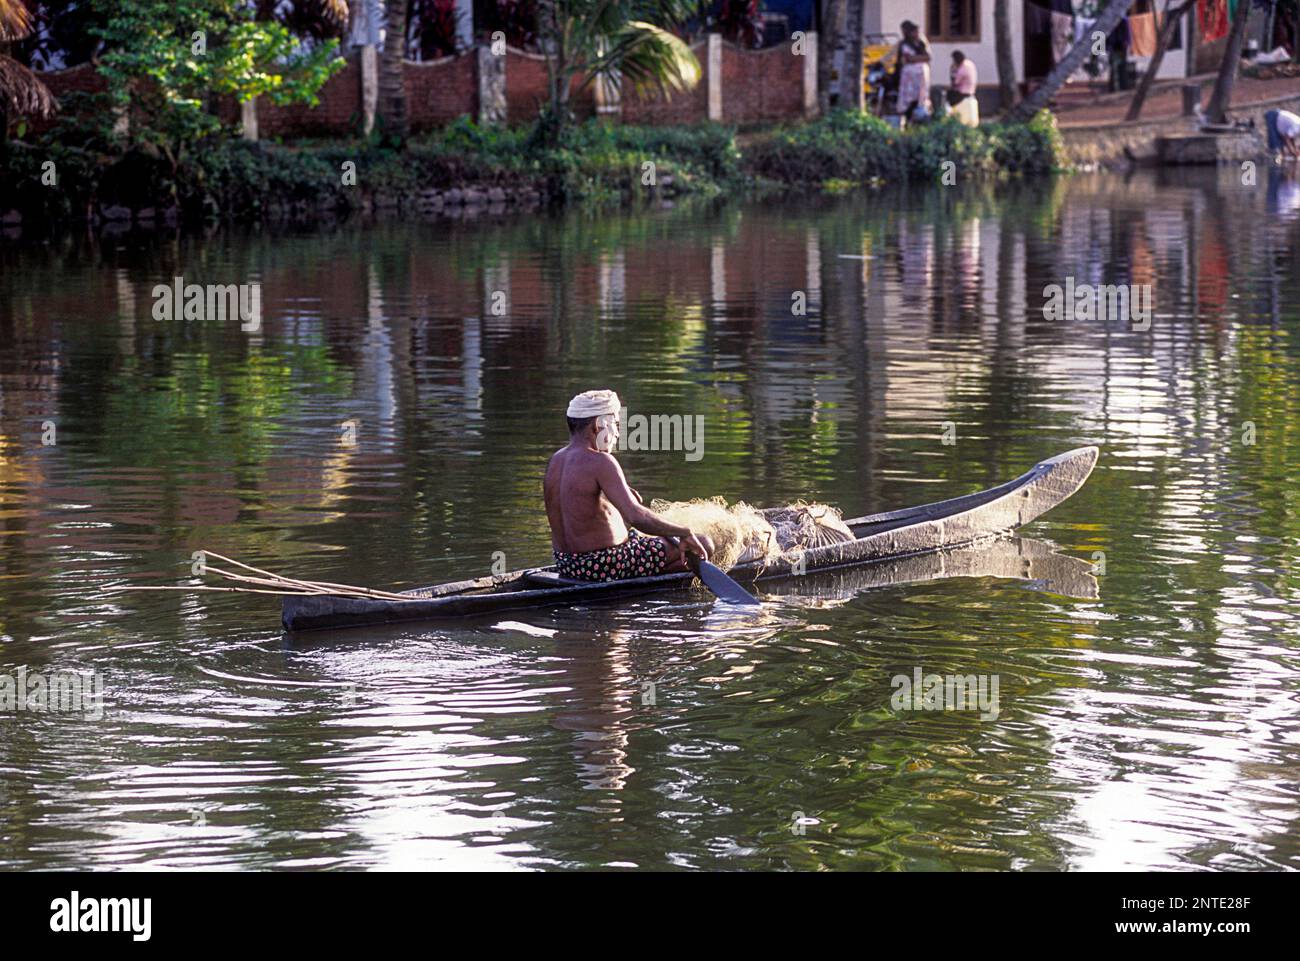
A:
1,168,1298,870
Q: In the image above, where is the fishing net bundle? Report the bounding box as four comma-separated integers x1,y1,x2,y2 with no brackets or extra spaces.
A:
763,501,856,555
648,497,854,569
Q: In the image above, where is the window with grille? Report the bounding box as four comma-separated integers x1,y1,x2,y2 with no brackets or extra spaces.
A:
927,0,980,42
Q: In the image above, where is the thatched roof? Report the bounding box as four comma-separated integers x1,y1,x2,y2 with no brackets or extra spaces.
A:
321,0,349,27
0,0,33,43
0,55,57,119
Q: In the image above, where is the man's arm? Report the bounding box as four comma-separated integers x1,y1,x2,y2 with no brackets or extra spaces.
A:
594,455,709,557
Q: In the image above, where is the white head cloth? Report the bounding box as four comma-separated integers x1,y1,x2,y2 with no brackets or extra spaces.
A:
566,389,621,419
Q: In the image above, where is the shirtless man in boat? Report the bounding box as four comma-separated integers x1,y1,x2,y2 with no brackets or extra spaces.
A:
544,389,712,582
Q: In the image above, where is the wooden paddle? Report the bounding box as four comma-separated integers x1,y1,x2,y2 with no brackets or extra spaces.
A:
670,536,761,607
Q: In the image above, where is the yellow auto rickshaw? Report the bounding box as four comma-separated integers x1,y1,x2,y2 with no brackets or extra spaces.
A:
863,32,901,116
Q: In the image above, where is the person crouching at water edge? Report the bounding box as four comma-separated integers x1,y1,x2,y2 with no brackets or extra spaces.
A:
1266,108,1300,163
544,389,712,582
947,51,979,128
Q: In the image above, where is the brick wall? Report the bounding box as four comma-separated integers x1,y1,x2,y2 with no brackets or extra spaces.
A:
505,49,595,124
406,54,478,131
27,63,106,135
622,41,709,125
721,42,803,125
219,52,478,138
248,59,363,138
27,40,812,138
34,62,105,99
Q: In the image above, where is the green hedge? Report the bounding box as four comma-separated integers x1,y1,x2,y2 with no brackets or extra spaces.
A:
187,117,747,214
744,109,1065,186
0,110,1063,226
0,116,745,222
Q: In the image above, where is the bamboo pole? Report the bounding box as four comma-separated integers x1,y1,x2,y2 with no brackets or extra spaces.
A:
198,551,325,589
113,550,423,603
197,550,419,602
113,585,325,596
203,566,342,594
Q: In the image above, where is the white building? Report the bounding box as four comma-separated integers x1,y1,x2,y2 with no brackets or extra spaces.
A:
862,1,1190,110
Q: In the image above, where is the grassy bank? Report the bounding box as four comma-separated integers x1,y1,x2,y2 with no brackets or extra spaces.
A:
745,109,1064,185
0,108,1064,227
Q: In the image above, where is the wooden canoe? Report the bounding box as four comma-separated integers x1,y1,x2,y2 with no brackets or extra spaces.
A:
282,446,1098,633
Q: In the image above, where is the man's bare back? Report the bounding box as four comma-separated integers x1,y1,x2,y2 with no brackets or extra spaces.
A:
544,391,711,579
544,445,629,554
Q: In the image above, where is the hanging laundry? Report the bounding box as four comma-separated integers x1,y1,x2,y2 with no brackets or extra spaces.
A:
1023,0,1059,79
1128,12,1157,57
1108,17,1129,54
348,0,383,46
1148,2,1184,52
1051,11,1074,64
1199,0,1229,43
1026,0,1054,39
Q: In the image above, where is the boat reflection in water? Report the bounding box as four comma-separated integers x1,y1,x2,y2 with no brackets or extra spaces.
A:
756,535,1098,608
552,535,1096,798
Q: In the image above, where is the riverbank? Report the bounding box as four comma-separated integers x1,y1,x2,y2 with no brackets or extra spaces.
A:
0,111,1064,233
1054,72,1300,168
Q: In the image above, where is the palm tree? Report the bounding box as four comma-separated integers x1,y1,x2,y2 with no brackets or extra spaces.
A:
379,0,409,138
842,0,862,111
1205,0,1253,124
815,0,842,114
1008,0,1130,123
1,0,56,138
993,0,1016,112
535,0,700,142
1286,0,1300,63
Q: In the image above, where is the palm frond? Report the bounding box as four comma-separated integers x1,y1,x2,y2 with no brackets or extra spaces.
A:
591,21,700,99
0,0,34,43
279,0,350,39
0,54,57,119
315,0,350,28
